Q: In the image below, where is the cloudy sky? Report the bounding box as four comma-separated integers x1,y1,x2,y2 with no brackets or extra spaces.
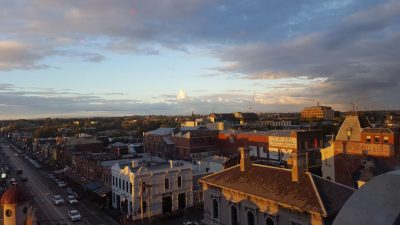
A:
1,0,399,119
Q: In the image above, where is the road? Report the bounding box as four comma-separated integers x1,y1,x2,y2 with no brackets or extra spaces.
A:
0,139,119,225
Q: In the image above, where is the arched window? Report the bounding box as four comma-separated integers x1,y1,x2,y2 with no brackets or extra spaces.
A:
213,199,219,219
266,216,276,225
231,205,238,225
247,210,255,225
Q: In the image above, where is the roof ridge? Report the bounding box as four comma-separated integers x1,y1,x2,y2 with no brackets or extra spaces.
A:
307,172,328,217
201,164,240,180
310,173,355,191
252,163,291,172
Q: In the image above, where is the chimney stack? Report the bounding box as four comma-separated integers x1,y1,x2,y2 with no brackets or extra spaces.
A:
239,147,251,172
290,151,307,182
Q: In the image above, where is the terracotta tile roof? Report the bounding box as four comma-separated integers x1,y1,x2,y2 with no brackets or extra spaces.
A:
0,184,30,204
200,164,354,216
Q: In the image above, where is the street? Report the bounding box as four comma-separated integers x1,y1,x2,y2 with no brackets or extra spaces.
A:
0,138,119,225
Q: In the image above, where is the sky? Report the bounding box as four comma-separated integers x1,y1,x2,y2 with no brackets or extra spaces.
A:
0,0,399,119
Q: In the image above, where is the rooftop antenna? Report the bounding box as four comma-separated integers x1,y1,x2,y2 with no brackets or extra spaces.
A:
350,103,355,114
248,91,256,112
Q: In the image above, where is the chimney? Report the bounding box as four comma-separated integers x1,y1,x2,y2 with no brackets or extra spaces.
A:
132,160,139,168
239,147,251,172
290,151,307,182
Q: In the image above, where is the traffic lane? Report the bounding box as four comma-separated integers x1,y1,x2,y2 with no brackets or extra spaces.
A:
6,146,91,225
3,143,70,225
4,143,115,225
38,169,116,225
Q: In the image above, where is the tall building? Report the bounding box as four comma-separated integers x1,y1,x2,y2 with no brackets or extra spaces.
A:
200,148,354,225
301,102,335,120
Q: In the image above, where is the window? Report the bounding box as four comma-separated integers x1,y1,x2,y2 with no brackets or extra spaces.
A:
384,136,389,144
112,176,115,186
5,209,12,217
123,180,125,190
165,178,169,190
178,176,182,188
142,201,147,213
247,211,255,225
231,205,238,225
366,136,371,143
119,179,121,189
212,199,219,219
266,217,276,225
130,182,132,194
291,222,303,225
374,136,380,143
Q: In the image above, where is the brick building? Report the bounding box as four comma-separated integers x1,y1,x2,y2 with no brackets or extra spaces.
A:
172,127,219,159
143,127,175,157
218,130,325,172
301,102,335,120
322,115,400,188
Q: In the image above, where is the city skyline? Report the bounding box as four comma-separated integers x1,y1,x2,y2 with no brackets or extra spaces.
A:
1,0,400,119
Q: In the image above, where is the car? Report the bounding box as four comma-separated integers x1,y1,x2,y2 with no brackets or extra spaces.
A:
65,187,74,195
183,222,199,225
53,195,64,206
72,191,82,200
10,178,17,185
66,195,78,205
16,169,23,175
68,210,82,222
57,181,67,188
20,175,28,182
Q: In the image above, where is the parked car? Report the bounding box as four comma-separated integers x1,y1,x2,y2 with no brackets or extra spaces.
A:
72,191,82,200
53,195,64,206
20,175,28,182
16,169,22,175
68,210,82,222
183,222,199,225
57,181,67,188
67,195,78,205
65,187,74,195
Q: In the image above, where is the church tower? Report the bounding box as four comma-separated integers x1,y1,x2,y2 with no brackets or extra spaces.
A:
0,184,36,225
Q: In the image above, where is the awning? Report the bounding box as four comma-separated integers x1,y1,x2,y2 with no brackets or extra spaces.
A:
92,185,111,197
85,181,103,191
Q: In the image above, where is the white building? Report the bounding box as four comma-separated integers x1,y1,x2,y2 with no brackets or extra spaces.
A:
111,158,193,221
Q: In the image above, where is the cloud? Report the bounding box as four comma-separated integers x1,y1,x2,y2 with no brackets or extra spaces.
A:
0,41,47,70
176,89,187,101
213,0,400,109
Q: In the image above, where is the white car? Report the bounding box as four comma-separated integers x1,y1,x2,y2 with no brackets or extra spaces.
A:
53,195,64,206
57,181,67,188
68,210,82,222
67,195,78,205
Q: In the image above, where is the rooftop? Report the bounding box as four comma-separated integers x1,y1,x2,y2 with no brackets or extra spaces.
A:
146,127,175,136
0,184,30,205
201,164,354,216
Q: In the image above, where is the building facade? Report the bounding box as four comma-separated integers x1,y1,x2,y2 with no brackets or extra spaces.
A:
200,148,354,225
301,103,335,120
111,159,193,221
172,127,219,159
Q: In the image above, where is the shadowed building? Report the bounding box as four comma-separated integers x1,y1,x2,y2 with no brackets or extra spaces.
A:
200,148,354,225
